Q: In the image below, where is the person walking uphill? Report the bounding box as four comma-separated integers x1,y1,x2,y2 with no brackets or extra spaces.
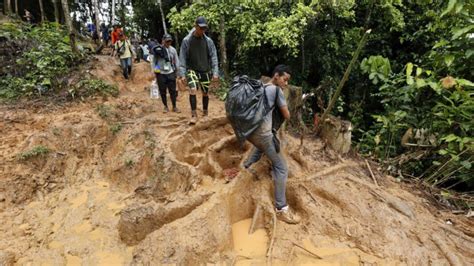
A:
243,65,301,224
178,16,219,125
113,33,134,80
153,34,181,113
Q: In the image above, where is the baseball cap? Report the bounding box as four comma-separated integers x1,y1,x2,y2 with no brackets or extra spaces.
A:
162,33,173,41
195,16,208,28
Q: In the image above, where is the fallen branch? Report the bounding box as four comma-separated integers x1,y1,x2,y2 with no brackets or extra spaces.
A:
120,121,135,125
249,205,261,234
299,184,318,203
290,162,358,183
432,234,463,266
365,159,379,187
286,245,295,265
440,224,474,243
266,210,277,259
291,241,323,259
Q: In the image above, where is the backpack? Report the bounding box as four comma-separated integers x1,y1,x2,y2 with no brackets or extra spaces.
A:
225,75,280,144
117,40,131,56
152,44,169,61
152,45,173,73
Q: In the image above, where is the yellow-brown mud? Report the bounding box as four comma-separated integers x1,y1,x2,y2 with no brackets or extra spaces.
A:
0,55,473,265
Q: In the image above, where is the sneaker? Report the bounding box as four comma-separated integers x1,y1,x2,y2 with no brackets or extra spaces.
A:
276,206,301,224
163,106,169,113
203,110,208,116
173,107,181,113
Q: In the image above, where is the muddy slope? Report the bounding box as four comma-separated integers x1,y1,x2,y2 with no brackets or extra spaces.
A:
0,56,473,265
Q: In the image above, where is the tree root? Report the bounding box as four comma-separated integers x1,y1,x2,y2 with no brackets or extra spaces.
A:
432,234,463,266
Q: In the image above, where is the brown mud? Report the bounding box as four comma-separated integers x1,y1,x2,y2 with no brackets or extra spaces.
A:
0,55,473,265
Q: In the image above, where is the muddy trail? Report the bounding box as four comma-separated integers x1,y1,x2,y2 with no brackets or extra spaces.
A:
0,55,473,265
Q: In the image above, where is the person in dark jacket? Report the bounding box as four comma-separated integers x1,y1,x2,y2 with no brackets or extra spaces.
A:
178,16,219,125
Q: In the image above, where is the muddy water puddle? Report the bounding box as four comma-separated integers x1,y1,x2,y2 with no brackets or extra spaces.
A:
10,179,135,265
232,218,269,260
232,219,382,265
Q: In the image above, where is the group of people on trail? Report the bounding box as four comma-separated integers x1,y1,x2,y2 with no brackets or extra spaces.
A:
110,16,299,224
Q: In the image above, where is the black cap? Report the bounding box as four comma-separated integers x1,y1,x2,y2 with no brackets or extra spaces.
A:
162,33,172,41
195,16,208,28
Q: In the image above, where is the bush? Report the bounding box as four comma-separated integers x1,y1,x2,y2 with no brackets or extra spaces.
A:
0,22,89,100
17,145,50,161
70,79,119,99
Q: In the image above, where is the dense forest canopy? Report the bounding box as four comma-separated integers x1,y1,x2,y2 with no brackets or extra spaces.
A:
1,0,473,196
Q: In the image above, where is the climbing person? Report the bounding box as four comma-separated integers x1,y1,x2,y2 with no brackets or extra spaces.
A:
153,34,181,113
178,16,219,124
113,32,134,80
242,64,301,224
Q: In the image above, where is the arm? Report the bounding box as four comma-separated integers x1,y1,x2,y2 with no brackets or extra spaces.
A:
279,105,290,120
207,38,219,78
275,86,290,120
172,47,180,72
178,38,188,78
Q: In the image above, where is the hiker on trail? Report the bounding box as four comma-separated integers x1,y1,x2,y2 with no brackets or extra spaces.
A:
153,34,181,113
24,9,34,24
111,25,122,46
113,33,134,80
141,42,150,62
242,65,301,224
178,16,219,124
100,23,110,47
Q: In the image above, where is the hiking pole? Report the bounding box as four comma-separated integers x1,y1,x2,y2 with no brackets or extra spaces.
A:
317,29,371,133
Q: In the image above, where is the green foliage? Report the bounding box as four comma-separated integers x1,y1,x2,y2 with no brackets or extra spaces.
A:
0,22,84,100
360,56,391,85
96,104,113,119
110,123,123,135
168,1,316,67
214,78,230,101
125,158,134,168
17,145,50,161
71,79,119,99
359,56,473,188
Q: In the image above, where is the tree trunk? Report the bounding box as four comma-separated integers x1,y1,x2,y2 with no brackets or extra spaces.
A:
219,15,229,80
5,0,11,15
92,0,100,33
60,0,78,53
111,0,115,25
14,0,18,15
52,0,59,23
38,0,46,22
174,32,179,51
158,0,167,34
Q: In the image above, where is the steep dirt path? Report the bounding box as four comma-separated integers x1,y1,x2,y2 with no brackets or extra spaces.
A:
0,55,473,265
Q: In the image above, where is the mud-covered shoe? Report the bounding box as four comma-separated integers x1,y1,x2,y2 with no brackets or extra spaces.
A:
189,111,197,125
242,163,259,180
173,107,181,113
276,206,301,224
203,110,208,116
163,106,169,113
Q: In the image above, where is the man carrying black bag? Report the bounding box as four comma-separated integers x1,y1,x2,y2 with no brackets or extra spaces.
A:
226,65,300,224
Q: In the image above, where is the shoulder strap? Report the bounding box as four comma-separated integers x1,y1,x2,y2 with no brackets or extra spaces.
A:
263,84,280,110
